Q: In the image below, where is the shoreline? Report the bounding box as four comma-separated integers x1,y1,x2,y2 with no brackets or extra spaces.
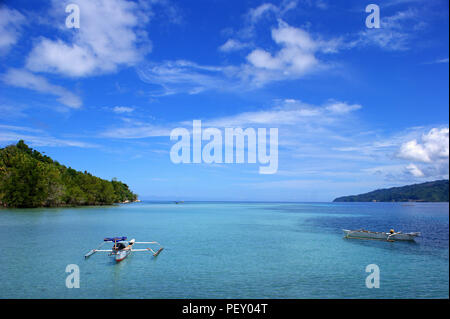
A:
2,199,448,209
120,199,141,204
0,199,141,209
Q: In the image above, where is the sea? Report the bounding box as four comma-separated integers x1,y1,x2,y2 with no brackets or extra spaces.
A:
0,201,448,299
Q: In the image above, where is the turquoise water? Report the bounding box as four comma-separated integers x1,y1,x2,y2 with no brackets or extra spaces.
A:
0,202,448,298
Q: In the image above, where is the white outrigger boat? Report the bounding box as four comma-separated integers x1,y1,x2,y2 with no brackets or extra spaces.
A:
85,236,164,262
343,229,420,242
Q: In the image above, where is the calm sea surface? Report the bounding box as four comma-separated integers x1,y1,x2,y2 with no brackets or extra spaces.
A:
0,202,448,298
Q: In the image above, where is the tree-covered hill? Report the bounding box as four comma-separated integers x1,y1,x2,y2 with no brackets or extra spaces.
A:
0,141,138,208
333,180,449,202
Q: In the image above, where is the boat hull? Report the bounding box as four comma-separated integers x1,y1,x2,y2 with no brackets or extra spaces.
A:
343,229,420,241
115,249,131,262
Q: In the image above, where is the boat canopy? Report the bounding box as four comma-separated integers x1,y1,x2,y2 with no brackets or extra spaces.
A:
104,236,127,242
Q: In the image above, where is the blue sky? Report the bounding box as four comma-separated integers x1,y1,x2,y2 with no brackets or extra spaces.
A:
0,0,448,201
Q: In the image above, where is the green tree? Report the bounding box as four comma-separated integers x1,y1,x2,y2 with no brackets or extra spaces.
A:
0,141,138,208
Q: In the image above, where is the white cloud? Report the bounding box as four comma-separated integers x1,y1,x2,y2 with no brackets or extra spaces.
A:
1,68,82,108
240,20,340,86
149,0,183,25
351,9,424,51
219,39,250,52
232,1,299,40
397,128,449,163
1,0,181,109
423,58,449,65
25,0,152,77
396,127,449,179
405,163,424,177
201,99,361,127
0,124,42,133
330,126,448,182
0,7,25,55
113,106,134,113
0,104,27,118
140,3,430,96
325,101,361,113
100,121,171,139
435,58,449,64
247,3,279,24
26,39,100,77
271,23,319,51
314,0,328,9
137,60,235,96
398,139,431,162
100,98,362,141
247,49,287,70
141,21,340,95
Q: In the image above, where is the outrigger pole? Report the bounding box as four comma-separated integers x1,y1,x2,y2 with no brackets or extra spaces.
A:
84,241,107,258
132,241,164,256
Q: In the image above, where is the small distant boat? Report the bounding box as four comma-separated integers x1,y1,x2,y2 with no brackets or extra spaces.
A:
84,236,164,262
343,229,420,242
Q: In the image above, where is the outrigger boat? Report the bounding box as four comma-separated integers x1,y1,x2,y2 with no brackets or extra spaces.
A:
343,229,420,242
84,236,164,262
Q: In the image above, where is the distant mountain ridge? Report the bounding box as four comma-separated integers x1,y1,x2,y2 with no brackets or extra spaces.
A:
333,180,449,202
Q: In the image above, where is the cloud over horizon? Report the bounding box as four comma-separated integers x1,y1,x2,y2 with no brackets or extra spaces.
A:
397,127,449,179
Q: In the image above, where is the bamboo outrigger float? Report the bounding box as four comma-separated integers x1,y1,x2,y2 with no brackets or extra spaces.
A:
85,237,164,262
343,229,420,242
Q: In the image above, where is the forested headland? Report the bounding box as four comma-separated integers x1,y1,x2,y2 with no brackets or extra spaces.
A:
0,141,138,208
333,180,449,202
